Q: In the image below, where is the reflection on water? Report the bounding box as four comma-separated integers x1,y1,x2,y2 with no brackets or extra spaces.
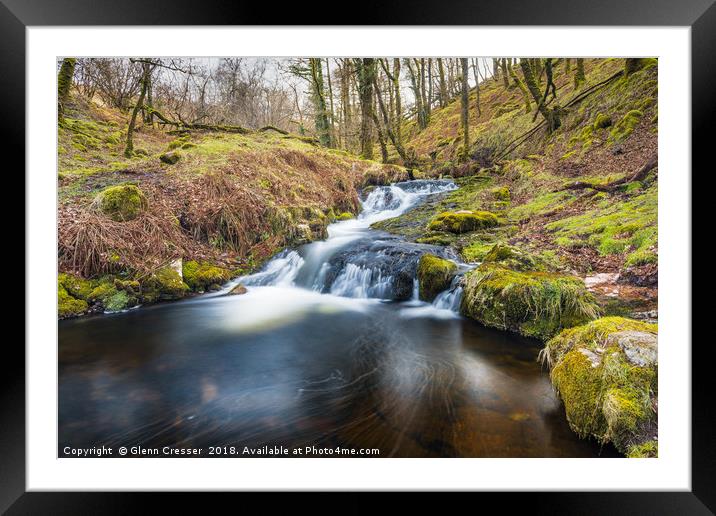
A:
59,290,617,457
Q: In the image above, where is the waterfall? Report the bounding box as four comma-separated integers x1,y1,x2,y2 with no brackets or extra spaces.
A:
241,250,304,287
432,277,464,313
232,179,463,310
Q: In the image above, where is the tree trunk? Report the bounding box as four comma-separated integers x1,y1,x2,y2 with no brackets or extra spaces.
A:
519,59,560,132
356,58,376,159
324,59,338,147
501,58,510,89
471,58,482,118
309,58,332,148
509,62,531,113
124,61,150,157
339,59,352,151
574,58,586,89
57,58,76,121
437,58,448,108
460,58,470,160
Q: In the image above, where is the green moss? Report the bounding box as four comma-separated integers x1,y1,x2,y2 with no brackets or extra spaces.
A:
625,247,657,267
417,254,458,302
58,273,96,300
546,186,657,258
492,186,510,201
160,151,181,165
544,317,657,455
460,263,599,340
626,440,658,458
335,212,354,221
182,260,231,291
593,113,613,130
482,244,542,271
416,234,453,246
142,266,189,301
460,240,496,262
610,110,643,143
58,282,88,318
86,278,138,312
544,316,657,365
428,210,498,234
167,138,186,150
93,184,148,222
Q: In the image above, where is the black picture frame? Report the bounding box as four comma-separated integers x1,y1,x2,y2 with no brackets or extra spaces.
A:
5,0,712,511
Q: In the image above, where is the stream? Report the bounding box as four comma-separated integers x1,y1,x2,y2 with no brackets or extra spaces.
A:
59,180,617,457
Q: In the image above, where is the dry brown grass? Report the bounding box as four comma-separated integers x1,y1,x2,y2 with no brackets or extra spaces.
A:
58,204,191,277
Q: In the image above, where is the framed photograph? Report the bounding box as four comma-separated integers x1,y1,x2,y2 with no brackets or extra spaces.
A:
8,0,712,510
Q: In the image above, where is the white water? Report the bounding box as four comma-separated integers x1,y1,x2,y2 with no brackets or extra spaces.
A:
231,179,466,320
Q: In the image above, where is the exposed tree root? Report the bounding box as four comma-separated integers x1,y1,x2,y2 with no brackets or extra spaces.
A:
557,153,658,193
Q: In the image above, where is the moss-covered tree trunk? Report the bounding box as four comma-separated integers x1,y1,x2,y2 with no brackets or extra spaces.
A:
509,62,532,113
574,58,585,89
355,58,376,159
519,59,560,132
471,58,482,118
124,61,150,158
437,58,448,108
460,58,470,160
391,58,403,148
405,59,426,130
308,58,332,148
339,59,353,151
501,58,510,89
324,59,337,147
57,58,76,121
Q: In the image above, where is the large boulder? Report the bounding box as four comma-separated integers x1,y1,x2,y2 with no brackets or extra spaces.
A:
542,317,658,457
417,254,457,302
460,263,599,340
93,184,148,221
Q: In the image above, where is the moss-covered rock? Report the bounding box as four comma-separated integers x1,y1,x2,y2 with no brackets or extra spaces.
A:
542,317,658,456
460,263,599,340
428,210,498,234
142,266,189,301
58,282,88,318
491,186,510,201
160,151,181,165
417,254,458,302
93,184,148,222
482,244,540,271
335,212,354,221
87,278,139,312
182,260,231,292
58,273,96,300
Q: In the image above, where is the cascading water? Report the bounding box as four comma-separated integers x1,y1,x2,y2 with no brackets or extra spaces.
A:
232,179,467,314
432,276,465,312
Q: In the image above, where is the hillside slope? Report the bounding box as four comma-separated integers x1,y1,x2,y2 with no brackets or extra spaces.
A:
384,58,658,312
57,95,405,317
